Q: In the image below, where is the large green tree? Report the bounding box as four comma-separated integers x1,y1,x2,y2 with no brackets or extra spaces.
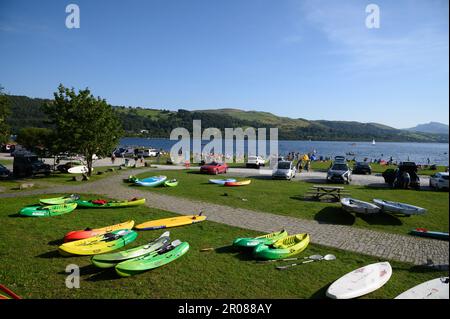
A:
44,84,123,176
0,86,11,144
16,127,54,157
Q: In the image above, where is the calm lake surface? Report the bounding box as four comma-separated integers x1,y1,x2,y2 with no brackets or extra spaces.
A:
119,138,449,166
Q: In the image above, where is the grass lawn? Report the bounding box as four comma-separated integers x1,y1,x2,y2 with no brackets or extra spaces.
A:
132,170,449,236
0,159,13,166
310,160,448,176
0,194,447,299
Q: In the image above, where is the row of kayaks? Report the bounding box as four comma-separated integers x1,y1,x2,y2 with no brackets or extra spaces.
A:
59,229,189,277
231,230,448,299
18,196,147,217
233,230,310,260
128,175,179,187
340,197,427,216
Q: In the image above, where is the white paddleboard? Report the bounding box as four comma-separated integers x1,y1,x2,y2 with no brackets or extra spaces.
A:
68,166,93,174
326,262,392,299
395,277,449,299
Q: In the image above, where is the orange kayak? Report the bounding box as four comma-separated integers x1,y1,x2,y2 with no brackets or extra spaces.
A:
63,220,135,242
224,180,251,186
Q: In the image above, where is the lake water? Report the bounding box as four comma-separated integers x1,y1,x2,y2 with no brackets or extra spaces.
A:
119,138,449,166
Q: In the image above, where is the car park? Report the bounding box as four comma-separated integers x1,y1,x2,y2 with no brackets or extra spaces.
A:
429,172,449,190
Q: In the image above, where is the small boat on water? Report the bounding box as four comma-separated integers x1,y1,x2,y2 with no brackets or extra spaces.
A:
372,139,376,145
373,199,427,216
341,198,380,214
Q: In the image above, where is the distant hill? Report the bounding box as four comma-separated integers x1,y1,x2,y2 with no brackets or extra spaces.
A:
405,122,449,135
4,95,449,143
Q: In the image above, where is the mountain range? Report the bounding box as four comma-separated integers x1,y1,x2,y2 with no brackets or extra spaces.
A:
4,95,449,143
404,122,449,135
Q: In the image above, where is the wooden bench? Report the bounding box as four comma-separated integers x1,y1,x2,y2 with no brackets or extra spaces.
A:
304,185,350,202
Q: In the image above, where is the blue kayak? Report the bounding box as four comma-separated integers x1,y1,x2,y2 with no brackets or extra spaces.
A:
135,176,167,187
410,228,449,240
209,178,237,185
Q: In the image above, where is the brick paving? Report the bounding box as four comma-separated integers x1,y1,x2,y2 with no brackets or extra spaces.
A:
1,167,448,266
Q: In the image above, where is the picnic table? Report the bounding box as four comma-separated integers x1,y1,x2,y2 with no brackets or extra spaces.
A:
305,185,350,202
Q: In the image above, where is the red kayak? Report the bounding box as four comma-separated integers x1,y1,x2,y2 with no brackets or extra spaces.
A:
0,284,21,300
63,220,135,242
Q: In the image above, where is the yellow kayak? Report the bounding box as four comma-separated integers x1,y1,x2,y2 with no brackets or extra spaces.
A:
63,220,135,242
58,229,138,256
135,214,207,230
253,234,310,260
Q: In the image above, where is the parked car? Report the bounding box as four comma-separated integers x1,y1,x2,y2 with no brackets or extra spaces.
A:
394,162,420,190
137,148,159,157
200,162,228,175
13,154,51,177
246,156,265,168
0,164,11,178
56,161,83,173
272,161,296,180
429,172,449,190
327,161,352,184
352,162,372,175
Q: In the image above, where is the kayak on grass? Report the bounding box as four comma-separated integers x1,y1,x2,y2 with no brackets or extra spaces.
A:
164,179,179,187
253,233,310,260
134,175,167,187
233,230,289,248
91,231,171,268
395,277,449,299
63,220,135,242
224,180,251,187
58,229,138,256
0,284,21,300
75,197,145,208
19,203,77,217
373,199,427,216
115,240,189,277
410,228,449,240
39,194,80,205
135,213,206,230
341,198,380,214
209,178,237,185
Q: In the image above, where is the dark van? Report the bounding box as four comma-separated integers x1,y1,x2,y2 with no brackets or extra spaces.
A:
13,154,51,177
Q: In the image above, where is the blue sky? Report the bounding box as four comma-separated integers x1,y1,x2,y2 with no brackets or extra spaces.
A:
0,0,448,128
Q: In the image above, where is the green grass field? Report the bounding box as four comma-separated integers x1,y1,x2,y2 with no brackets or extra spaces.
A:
0,159,13,166
0,194,447,299
132,170,449,236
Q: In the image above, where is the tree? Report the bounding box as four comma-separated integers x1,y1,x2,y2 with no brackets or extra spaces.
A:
44,84,123,176
16,127,54,156
0,86,11,144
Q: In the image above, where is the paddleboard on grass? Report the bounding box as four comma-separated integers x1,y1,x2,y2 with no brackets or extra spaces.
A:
326,262,392,299
135,214,206,230
68,165,93,174
395,277,449,299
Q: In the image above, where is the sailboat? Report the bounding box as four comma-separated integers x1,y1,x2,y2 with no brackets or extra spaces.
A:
372,139,376,145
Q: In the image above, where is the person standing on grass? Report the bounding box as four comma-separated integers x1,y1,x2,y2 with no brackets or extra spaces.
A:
111,153,116,164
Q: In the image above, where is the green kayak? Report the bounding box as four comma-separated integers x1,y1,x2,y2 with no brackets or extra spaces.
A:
253,233,310,260
164,179,179,187
39,194,80,205
19,203,78,217
115,241,189,277
91,231,171,268
233,230,288,248
128,175,138,183
75,198,146,208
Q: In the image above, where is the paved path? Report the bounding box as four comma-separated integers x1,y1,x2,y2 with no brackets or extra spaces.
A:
1,167,447,266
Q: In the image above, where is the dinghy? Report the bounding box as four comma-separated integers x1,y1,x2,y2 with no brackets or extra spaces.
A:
340,198,380,214
134,175,167,187
373,199,427,215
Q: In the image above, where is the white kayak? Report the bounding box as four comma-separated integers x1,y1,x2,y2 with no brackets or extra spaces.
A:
326,262,392,299
209,178,237,185
68,165,93,174
373,199,427,216
395,277,449,299
341,198,380,214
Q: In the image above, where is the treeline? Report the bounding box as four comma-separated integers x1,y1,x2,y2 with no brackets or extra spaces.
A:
5,94,449,143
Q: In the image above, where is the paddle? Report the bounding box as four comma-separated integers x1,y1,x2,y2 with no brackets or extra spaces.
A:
256,254,323,264
276,254,336,270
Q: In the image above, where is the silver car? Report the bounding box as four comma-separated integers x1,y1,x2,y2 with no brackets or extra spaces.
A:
272,161,296,180
327,162,352,184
